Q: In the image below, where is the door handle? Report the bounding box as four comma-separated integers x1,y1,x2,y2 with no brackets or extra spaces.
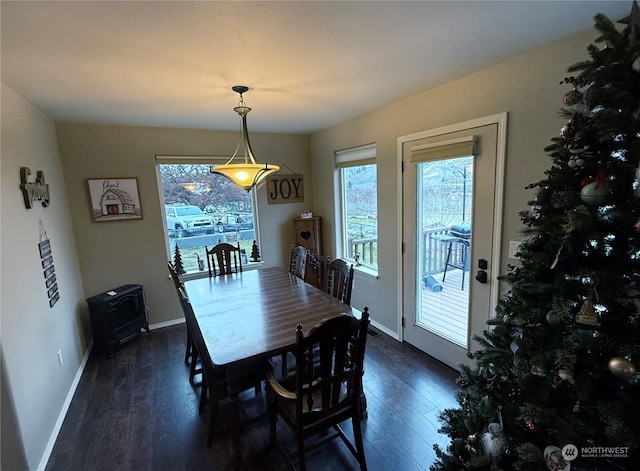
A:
475,270,488,283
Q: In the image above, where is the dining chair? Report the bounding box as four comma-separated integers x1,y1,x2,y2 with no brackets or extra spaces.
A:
288,245,308,279
206,242,242,277
303,251,327,289
179,294,265,447
168,262,198,369
175,283,203,386
323,258,355,305
265,308,370,471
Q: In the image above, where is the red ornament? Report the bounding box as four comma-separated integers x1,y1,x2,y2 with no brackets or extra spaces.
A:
526,419,541,433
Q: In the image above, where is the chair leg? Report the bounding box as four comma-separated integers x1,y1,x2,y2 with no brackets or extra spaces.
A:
296,433,306,471
199,376,208,414
442,241,453,282
184,330,193,365
206,389,219,448
189,351,202,385
281,352,288,377
352,413,368,471
267,391,277,446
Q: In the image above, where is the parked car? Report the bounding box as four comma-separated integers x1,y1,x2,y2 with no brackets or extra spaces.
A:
165,205,215,238
211,213,254,233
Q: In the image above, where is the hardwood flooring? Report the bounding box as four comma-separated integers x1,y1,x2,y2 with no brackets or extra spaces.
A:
45,323,459,471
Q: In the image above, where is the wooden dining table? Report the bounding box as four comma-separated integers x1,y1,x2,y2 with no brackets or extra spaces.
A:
184,266,364,469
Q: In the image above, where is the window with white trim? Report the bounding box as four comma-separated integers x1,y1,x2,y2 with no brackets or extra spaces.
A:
156,156,261,275
336,144,378,271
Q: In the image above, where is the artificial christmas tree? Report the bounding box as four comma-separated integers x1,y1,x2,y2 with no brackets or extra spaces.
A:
173,244,186,275
250,240,261,262
432,4,640,471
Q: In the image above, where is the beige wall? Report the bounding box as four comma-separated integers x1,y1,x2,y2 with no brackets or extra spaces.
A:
1,84,86,470
310,28,595,336
55,123,311,327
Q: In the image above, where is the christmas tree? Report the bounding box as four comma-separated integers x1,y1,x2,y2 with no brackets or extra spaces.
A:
432,4,640,471
173,244,186,274
250,240,261,262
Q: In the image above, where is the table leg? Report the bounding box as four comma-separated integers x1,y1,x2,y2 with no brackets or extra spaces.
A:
226,367,242,470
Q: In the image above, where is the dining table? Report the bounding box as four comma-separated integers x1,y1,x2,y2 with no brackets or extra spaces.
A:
183,266,365,469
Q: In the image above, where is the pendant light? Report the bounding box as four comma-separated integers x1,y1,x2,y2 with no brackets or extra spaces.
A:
211,86,280,191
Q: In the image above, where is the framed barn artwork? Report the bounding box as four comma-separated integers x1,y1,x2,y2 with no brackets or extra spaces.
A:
87,178,142,222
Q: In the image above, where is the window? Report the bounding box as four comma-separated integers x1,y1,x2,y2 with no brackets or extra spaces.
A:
336,144,378,271
156,157,260,275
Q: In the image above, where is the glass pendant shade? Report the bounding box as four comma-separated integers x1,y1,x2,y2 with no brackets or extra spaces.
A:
212,87,280,191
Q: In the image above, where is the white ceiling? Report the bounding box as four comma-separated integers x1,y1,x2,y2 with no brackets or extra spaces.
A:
0,1,632,134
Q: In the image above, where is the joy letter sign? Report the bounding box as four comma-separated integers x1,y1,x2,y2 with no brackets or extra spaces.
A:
266,174,304,204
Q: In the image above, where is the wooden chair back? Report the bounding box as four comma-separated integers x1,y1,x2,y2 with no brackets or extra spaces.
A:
323,258,355,305
168,262,184,291
303,252,327,289
206,242,242,277
288,245,308,279
266,309,370,470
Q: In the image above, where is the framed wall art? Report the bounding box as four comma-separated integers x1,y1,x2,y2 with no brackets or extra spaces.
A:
87,178,142,222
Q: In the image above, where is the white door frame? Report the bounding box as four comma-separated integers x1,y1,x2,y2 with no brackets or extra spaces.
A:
395,112,508,342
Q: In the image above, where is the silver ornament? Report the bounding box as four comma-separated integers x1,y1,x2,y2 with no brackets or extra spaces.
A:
633,56,640,73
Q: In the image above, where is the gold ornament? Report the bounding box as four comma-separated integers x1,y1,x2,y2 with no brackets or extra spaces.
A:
608,357,637,379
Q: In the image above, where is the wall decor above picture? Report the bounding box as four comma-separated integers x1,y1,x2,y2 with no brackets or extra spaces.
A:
86,178,142,222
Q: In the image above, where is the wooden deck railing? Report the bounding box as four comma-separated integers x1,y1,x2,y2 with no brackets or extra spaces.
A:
347,237,377,266
347,226,468,274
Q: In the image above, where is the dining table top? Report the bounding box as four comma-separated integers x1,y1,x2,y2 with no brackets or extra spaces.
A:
184,267,361,368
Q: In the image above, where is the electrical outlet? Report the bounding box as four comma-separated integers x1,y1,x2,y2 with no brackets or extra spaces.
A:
508,240,521,259
57,349,63,366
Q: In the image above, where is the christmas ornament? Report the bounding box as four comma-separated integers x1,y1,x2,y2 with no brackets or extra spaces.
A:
567,155,585,168
525,419,542,433
608,356,637,379
580,180,610,206
466,434,479,454
563,89,582,106
575,300,598,325
531,365,547,376
633,56,640,73
481,423,508,459
544,446,570,471
558,366,574,381
546,310,561,325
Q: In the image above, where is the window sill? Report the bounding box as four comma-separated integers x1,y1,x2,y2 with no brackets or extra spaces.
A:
353,265,379,280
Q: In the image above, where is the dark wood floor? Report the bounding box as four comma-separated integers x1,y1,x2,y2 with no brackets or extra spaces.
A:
45,323,459,471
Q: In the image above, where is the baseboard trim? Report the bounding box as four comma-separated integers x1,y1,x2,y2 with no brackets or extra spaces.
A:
37,338,93,471
370,319,400,340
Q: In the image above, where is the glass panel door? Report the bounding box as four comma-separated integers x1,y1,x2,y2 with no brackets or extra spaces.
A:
416,157,473,347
